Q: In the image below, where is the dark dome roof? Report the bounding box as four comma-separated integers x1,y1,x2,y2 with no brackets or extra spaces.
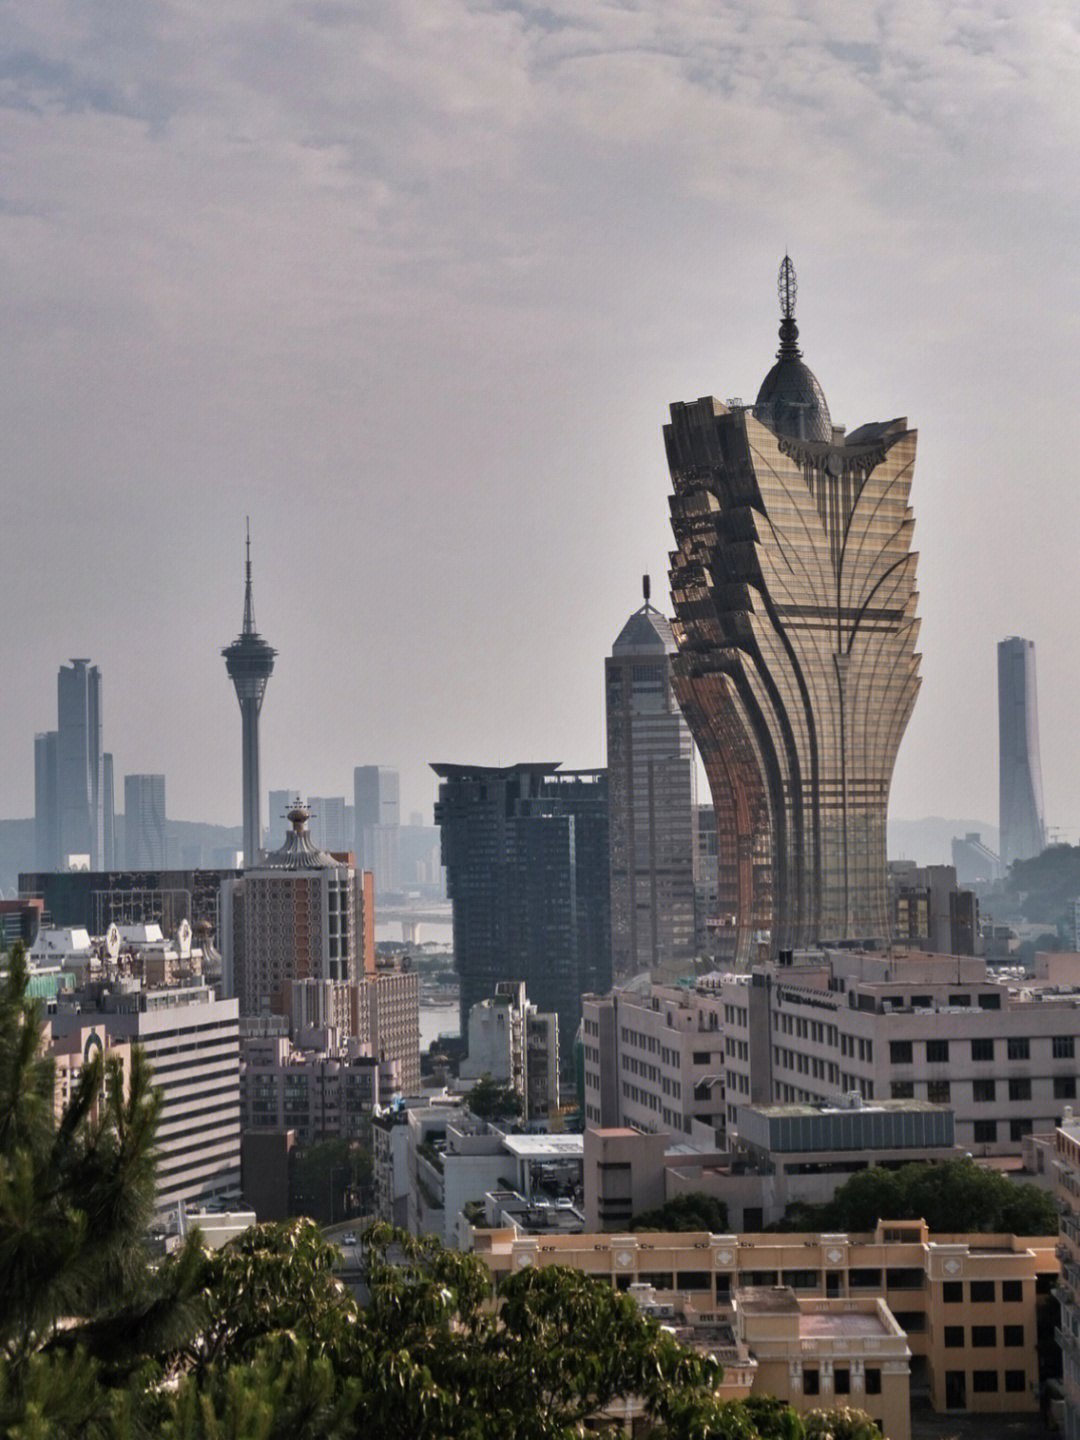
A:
753,354,832,443
752,257,832,444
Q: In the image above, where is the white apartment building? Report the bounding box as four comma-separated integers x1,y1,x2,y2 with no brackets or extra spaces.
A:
720,949,1080,1155
49,980,241,1213
581,980,725,1137
459,981,559,1121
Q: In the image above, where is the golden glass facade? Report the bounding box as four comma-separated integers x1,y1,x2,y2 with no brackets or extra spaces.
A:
665,298,920,962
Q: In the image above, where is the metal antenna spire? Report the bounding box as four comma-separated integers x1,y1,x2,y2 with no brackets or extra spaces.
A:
242,517,256,635
776,254,801,360
642,573,651,608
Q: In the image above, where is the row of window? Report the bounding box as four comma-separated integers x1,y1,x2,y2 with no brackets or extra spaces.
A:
890,1076,1078,1103
890,1035,1073,1065
944,1325,1025,1347
943,1279,1024,1303
802,1367,881,1397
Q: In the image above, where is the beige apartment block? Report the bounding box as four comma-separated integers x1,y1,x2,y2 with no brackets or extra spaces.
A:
1054,1115,1080,1439
581,980,725,1136
720,949,1080,1154
733,1287,910,1440
472,1220,1056,1422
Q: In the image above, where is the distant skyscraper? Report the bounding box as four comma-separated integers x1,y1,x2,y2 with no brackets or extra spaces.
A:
432,762,610,1052
34,659,110,870
125,774,167,869
666,257,921,962
998,636,1046,866
308,796,350,852
606,579,697,982
222,530,276,867
354,766,401,893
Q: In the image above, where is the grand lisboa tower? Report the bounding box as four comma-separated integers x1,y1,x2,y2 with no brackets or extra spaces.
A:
665,258,920,965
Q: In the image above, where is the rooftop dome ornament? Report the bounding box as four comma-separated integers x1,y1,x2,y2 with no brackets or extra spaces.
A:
753,253,831,443
776,254,801,359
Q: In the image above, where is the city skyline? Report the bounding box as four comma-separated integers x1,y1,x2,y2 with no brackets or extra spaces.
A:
3,6,1079,837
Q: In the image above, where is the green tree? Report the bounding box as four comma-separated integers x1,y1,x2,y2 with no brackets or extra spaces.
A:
465,1074,524,1120
822,1158,1057,1235
632,1191,730,1233
803,1406,882,1440
0,943,198,1438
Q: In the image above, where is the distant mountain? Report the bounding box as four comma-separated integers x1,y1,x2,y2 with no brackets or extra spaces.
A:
888,816,999,867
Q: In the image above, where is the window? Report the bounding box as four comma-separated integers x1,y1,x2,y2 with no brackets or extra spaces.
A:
927,1039,949,1063
972,1372,999,1393
971,1326,996,1346
1056,1076,1077,1100
803,1369,819,1396
865,1368,882,1396
692,1051,712,1064
1007,1037,1030,1061
1008,1077,1031,1101
973,1120,998,1144
890,1040,913,1064
971,1038,994,1061
1004,1325,1024,1346
849,1268,882,1289
1002,1280,1023,1302
885,1268,924,1290
1011,1118,1033,1142
972,1079,996,1102
970,1280,995,1303
978,992,1001,1010
942,1281,963,1303
891,1081,914,1099
1005,1370,1026,1393
943,1326,964,1347
928,1080,951,1103
1054,1036,1075,1059
834,1368,850,1395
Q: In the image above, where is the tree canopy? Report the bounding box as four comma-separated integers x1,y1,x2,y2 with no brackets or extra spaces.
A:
778,1157,1058,1235
464,1073,524,1119
632,1191,730,1233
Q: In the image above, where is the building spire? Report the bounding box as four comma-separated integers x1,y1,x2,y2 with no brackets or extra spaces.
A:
776,254,801,360
242,517,256,635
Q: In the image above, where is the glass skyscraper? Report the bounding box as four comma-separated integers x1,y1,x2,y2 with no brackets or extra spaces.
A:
606,584,697,983
998,636,1046,866
432,762,610,1054
665,258,921,962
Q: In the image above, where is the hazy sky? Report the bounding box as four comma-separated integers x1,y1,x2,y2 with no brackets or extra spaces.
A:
4,2,1079,836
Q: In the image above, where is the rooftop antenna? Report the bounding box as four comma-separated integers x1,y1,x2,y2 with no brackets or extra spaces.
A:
642,574,651,609
777,254,801,360
242,517,256,635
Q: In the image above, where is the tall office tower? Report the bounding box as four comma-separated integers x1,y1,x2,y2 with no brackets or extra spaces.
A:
998,637,1046,867
125,774,167,868
308,796,350,852
432,762,610,1055
353,766,401,893
222,531,276,867
34,731,59,870
666,258,921,964
34,660,108,870
606,580,697,983
102,753,116,868
57,658,105,867
222,803,373,1027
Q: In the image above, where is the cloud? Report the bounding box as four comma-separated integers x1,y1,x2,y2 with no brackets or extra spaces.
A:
3,1,1080,827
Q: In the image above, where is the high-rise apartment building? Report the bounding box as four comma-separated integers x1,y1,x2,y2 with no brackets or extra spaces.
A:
353,766,401,893
432,762,610,1053
222,531,276,867
666,258,920,962
34,659,113,870
998,636,1046,867
124,774,167,868
221,803,374,1030
606,582,697,983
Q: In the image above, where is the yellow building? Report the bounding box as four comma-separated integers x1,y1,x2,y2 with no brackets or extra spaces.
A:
472,1218,1057,1431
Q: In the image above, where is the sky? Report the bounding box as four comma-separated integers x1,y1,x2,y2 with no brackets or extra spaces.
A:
3,1,1080,837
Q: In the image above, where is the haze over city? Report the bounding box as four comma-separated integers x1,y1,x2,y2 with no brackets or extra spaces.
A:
3,3,1078,834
